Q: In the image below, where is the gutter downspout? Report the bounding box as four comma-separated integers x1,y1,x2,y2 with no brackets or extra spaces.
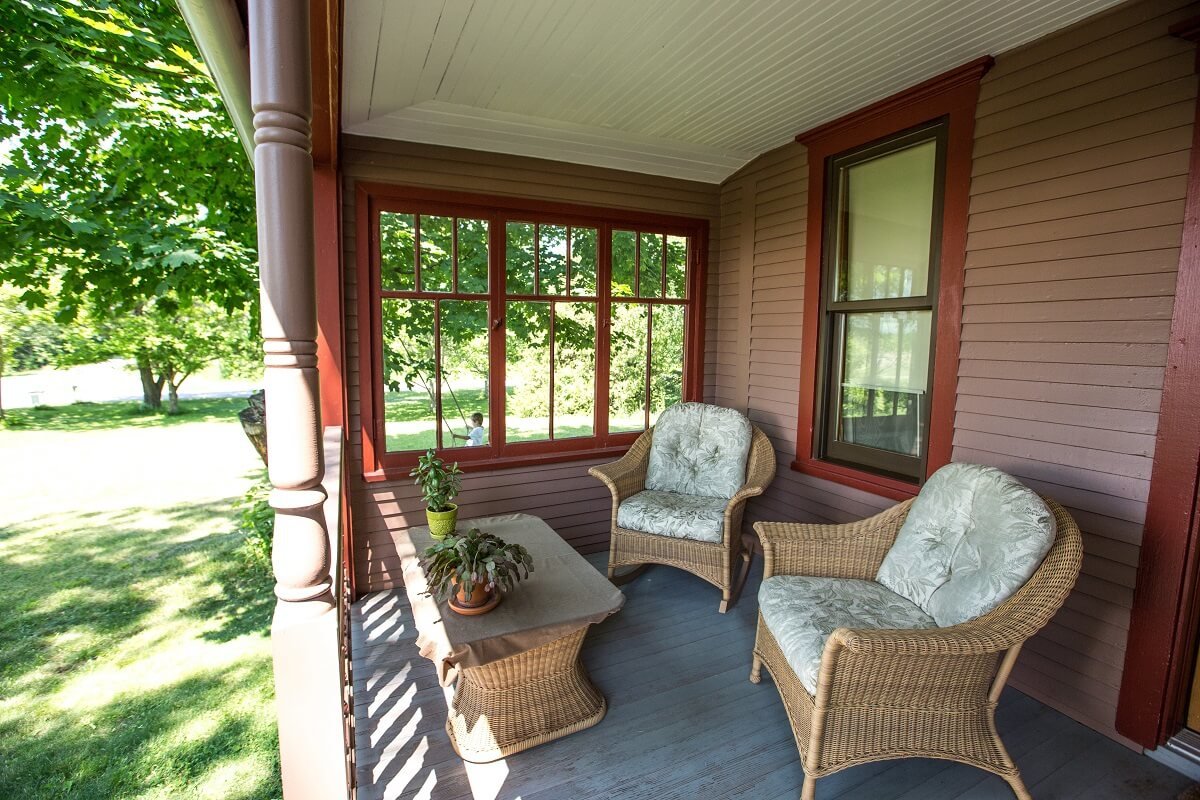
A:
176,0,255,162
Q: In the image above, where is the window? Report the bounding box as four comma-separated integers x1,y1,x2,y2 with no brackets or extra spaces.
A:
358,186,707,475
793,58,989,497
816,124,945,481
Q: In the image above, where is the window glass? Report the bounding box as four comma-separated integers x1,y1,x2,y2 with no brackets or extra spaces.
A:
609,302,648,432
439,300,490,449
457,218,489,294
835,310,930,457
381,298,437,452
570,227,597,296
379,212,416,291
665,235,687,299
539,224,568,296
419,215,454,293
506,221,536,295
649,305,685,426
639,232,663,298
611,229,636,297
505,300,551,443
553,302,596,439
837,139,935,302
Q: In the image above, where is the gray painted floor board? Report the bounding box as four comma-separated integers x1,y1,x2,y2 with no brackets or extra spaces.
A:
351,553,1195,800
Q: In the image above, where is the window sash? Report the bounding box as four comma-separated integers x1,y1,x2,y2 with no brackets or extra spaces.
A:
815,121,947,482
371,202,699,465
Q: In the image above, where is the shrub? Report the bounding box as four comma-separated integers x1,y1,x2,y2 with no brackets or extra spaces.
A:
236,476,274,570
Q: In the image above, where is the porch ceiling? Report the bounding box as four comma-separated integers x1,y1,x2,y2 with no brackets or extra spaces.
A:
342,0,1125,184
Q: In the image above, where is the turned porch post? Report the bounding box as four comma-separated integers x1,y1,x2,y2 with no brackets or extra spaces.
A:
249,2,349,798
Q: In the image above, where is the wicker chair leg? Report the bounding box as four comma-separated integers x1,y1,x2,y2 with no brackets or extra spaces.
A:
801,774,817,800
718,588,732,614
1004,773,1032,800
750,653,762,683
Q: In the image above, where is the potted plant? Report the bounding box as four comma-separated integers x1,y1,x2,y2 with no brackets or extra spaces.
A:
421,528,535,615
410,448,464,538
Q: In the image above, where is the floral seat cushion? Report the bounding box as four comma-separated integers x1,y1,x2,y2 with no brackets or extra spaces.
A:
759,576,936,694
645,403,752,500
876,463,1056,627
616,490,726,543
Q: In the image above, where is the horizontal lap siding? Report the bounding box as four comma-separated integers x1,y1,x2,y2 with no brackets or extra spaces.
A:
342,137,720,594
707,0,1197,750
957,0,1195,744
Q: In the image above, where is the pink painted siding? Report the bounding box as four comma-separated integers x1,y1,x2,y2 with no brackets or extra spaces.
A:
956,0,1196,744
340,137,720,594
709,0,1197,746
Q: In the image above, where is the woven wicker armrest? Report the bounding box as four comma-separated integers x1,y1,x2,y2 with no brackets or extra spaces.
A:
753,500,912,581
588,430,652,505
829,617,1025,658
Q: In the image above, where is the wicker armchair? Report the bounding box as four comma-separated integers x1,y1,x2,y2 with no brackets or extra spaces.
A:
589,404,776,613
750,481,1082,800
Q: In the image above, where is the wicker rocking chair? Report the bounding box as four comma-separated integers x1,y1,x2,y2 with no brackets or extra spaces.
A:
589,402,776,613
750,464,1083,800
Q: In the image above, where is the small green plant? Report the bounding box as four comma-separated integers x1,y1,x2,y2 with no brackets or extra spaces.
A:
236,476,274,570
421,527,534,602
409,448,463,512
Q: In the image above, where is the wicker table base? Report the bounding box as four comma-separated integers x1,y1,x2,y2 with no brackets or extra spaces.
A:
445,626,606,763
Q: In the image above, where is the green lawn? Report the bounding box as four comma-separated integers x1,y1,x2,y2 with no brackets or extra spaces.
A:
0,398,281,799
382,387,644,451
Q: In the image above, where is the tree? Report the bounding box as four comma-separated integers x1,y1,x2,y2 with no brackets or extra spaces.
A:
67,295,257,414
0,1,256,322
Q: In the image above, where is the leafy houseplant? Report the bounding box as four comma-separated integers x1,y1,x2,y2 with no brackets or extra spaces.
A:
422,528,534,615
410,449,464,537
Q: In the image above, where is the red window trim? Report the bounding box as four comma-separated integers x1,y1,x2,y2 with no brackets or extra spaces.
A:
1115,17,1200,749
790,57,992,499
355,183,709,479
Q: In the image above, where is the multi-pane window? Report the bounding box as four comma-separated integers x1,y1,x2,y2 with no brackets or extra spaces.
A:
816,122,946,481
367,194,704,469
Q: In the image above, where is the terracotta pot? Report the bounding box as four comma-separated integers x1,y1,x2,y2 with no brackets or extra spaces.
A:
426,503,458,538
449,576,500,615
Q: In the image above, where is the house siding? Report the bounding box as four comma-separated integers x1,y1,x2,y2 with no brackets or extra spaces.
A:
958,0,1196,744
340,136,720,594
711,0,1197,747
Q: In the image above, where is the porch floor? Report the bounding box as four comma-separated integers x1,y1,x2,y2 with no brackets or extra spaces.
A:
350,553,1194,800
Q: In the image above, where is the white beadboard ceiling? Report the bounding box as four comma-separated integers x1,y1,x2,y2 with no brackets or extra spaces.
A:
343,0,1126,184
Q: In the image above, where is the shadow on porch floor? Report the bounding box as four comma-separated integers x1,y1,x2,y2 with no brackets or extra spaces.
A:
350,553,1193,800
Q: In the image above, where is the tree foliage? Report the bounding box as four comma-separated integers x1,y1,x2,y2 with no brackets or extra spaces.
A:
0,0,256,320
67,295,257,413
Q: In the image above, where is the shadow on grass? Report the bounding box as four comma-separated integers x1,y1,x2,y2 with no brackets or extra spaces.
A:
1,396,253,434
0,498,281,799
0,664,280,800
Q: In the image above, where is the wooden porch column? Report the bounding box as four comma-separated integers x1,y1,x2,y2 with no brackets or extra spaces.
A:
249,2,349,798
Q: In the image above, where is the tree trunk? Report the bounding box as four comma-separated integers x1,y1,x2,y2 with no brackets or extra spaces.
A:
167,381,180,415
138,357,164,411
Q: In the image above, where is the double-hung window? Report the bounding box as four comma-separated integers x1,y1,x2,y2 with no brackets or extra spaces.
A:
359,187,707,475
794,58,988,496
816,122,946,481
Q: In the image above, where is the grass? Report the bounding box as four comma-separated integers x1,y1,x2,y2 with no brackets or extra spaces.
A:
1,396,248,433
0,397,280,799
382,387,644,451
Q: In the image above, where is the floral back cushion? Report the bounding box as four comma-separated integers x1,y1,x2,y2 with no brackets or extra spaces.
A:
645,403,752,500
876,463,1056,627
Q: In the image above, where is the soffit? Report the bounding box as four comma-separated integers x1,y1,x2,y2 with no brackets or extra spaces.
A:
343,0,1125,183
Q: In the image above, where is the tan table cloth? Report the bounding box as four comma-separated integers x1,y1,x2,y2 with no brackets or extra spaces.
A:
398,513,625,685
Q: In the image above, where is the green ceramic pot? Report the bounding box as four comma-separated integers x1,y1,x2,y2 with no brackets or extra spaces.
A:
426,503,459,539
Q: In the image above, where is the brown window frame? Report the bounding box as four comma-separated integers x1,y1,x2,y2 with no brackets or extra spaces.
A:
355,183,709,480
793,57,991,499
814,121,948,482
